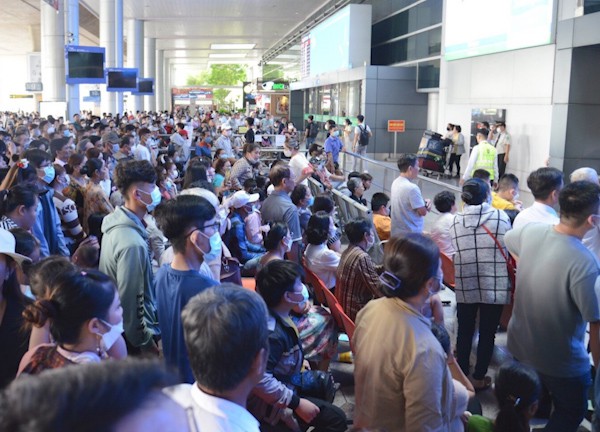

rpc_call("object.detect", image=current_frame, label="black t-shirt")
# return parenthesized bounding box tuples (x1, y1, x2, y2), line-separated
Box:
(244, 128, 255, 144)
(0, 293, 30, 388)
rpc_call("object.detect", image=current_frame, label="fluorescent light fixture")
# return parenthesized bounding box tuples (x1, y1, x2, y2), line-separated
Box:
(273, 54, 298, 59)
(210, 43, 256, 50)
(209, 53, 247, 58)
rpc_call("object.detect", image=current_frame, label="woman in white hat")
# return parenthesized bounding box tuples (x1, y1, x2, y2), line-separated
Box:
(0, 228, 32, 388)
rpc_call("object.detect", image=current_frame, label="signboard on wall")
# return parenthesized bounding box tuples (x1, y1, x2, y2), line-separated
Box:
(470, 108, 506, 148)
(388, 120, 405, 132)
(172, 87, 213, 101)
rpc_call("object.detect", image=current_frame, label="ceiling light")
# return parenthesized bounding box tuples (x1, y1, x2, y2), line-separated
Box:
(210, 43, 256, 50)
(209, 53, 247, 58)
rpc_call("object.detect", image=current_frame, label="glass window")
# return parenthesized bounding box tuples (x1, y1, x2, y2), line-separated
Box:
(348, 81, 361, 118)
(372, 0, 442, 46)
(321, 86, 331, 116)
(417, 59, 440, 89)
(338, 82, 349, 118)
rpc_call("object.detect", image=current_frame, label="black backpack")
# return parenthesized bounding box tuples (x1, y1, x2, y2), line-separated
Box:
(358, 124, 370, 146)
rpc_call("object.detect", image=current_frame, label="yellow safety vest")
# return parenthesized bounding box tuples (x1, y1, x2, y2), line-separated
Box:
(472, 141, 497, 180)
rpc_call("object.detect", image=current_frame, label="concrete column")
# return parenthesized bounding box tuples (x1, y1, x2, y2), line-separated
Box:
(115, 0, 124, 116)
(100, 0, 116, 115)
(164, 57, 171, 112)
(127, 19, 144, 113)
(426, 92, 439, 131)
(144, 37, 156, 112)
(40, 0, 65, 103)
(65, 0, 79, 119)
(155, 49, 164, 111)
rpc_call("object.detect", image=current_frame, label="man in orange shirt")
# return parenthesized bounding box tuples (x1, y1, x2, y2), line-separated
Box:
(371, 192, 391, 241)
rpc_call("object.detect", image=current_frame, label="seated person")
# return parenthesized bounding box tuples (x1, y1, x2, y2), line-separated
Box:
(467, 361, 540, 432)
(491, 173, 522, 224)
(245, 189, 270, 247)
(335, 218, 382, 321)
(291, 184, 313, 233)
(304, 211, 341, 290)
(226, 190, 265, 276)
(371, 192, 391, 241)
(430, 191, 457, 257)
(347, 177, 367, 206)
(312, 194, 342, 252)
(249, 260, 347, 432)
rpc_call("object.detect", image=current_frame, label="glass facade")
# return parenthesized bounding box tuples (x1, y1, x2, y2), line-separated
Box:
(303, 80, 362, 124)
(371, 0, 443, 88)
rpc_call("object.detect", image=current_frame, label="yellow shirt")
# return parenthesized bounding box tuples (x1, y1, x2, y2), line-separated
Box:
(373, 214, 391, 241)
(491, 191, 517, 211)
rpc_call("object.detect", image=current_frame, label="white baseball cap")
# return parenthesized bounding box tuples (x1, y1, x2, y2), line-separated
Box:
(229, 190, 259, 209)
(0, 229, 32, 267)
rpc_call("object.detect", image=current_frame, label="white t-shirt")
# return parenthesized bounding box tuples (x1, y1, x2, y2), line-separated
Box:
(289, 153, 311, 186)
(354, 124, 371, 146)
(304, 243, 341, 289)
(430, 212, 455, 257)
(391, 175, 426, 236)
(512, 201, 559, 230)
(134, 144, 152, 163)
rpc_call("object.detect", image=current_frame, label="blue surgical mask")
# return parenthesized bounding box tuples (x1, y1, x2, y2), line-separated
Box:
(307, 196, 314, 207)
(39, 165, 55, 184)
(139, 186, 162, 212)
(333, 130, 340, 137)
(112, 144, 120, 153)
(202, 232, 222, 263)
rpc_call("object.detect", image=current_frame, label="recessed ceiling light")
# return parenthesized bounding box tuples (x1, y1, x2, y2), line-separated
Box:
(209, 53, 247, 58)
(210, 44, 256, 50)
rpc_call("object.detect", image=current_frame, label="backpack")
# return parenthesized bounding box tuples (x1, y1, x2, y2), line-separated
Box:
(309, 122, 319, 139)
(358, 124, 370, 146)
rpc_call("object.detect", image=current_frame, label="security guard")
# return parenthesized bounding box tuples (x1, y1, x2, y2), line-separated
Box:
(460, 128, 499, 185)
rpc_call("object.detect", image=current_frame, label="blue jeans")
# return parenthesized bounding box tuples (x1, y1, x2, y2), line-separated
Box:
(593, 369, 600, 432)
(539, 370, 591, 432)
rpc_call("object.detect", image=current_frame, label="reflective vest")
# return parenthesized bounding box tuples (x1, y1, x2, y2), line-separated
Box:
(472, 141, 497, 180)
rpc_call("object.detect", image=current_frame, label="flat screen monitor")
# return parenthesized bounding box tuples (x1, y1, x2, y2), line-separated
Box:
(106, 68, 138, 92)
(65, 45, 106, 84)
(133, 78, 154, 95)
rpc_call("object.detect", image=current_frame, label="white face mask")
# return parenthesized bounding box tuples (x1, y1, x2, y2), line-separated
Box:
(139, 185, 162, 212)
(283, 238, 292, 253)
(366, 235, 375, 251)
(99, 319, 124, 351)
(496, 127, 501, 133)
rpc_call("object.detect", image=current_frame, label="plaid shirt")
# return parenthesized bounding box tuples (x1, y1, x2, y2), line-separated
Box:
(335, 244, 382, 321)
(229, 157, 255, 190)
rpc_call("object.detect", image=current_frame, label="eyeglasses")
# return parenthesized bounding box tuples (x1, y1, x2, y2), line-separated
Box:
(201, 221, 220, 233)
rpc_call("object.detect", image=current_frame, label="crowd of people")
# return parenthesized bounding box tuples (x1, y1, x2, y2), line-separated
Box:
(0, 109, 598, 432)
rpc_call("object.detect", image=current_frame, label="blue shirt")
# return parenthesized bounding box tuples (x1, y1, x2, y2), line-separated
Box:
(324, 136, 343, 163)
(155, 265, 219, 383)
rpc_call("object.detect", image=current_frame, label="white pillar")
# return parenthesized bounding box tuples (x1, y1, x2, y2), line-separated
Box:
(65, 0, 79, 119)
(127, 19, 144, 114)
(100, 0, 116, 115)
(427, 92, 439, 131)
(155, 49, 164, 111)
(115, 0, 124, 116)
(144, 37, 156, 112)
(164, 57, 171, 112)
(41, 0, 65, 103)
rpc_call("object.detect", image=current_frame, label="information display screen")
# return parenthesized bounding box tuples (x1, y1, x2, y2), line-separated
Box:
(65, 45, 105, 84)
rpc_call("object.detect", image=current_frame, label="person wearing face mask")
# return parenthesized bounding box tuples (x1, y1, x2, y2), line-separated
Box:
(291, 184, 313, 233)
(335, 218, 383, 321)
(258, 222, 292, 270)
(323, 123, 344, 173)
(492, 122, 511, 178)
(18, 269, 125, 375)
(82, 158, 114, 234)
(215, 124, 238, 161)
(244, 189, 270, 248)
(353, 235, 455, 432)
(22, 149, 69, 257)
(450, 178, 511, 391)
(99, 160, 161, 356)
(50, 164, 84, 252)
(229, 143, 262, 191)
(285, 138, 314, 187)
(153, 195, 219, 384)
(226, 190, 266, 277)
(304, 212, 341, 291)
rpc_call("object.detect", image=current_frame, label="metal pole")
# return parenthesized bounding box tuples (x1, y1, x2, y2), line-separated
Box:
(394, 132, 398, 158)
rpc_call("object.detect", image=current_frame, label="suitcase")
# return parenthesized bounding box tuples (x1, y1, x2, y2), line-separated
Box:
(417, 130, 447, 174)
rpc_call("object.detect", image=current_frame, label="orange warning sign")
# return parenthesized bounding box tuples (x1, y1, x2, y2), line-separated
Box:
(388, 120, 405, 132)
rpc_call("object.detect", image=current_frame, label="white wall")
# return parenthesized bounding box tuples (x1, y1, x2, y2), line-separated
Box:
(0, 54, 38, 112)
(438, 44, 556, 198)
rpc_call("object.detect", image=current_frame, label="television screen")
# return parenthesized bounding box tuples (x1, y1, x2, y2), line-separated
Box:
(133, 78, 154, 95)
(106, 68, 138, 92)
(65, 45, 105, 84)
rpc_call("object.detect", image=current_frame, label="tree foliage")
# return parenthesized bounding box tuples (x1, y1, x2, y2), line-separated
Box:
(186, 64, 247, 108)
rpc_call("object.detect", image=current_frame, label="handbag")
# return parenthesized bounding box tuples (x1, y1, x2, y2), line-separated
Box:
(289, 370, 337, 403)
(220, 243, 242, 285)
(481, 224, 516, 291)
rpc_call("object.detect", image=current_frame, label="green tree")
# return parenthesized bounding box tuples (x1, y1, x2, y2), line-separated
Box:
(186, 64, 247, 109)
(262, 64, 284, 81)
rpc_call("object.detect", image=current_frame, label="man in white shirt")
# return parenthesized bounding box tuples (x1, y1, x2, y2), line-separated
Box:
(491, 122, 511, 178)
(352, 114, 372, 171)
(165, 285, 267, 432)
(391, 153, 431, 236)
(513, 167, 564, 230)
(285, 139, 313, 186)
(133, 127, 153, 164)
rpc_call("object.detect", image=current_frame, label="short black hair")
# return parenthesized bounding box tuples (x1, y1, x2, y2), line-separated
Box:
(462, 178, 489, 206)
(472, 169, 491, 181)
(256, 260, 303, 309)
(434, 191, 456, 213)
(345, 217, 372, 244)
(49, 138, 69, 158)
(114, 160, 157, 196)
(497, 173, 519, 192)
(371, 192, 390, 212)
(306, 211, 330, 245)
(477, 128, 489, 138)
(23, 148, 51, 168)
(263, 221, 288, 251)
(182, 285, 268, 392)
(527, 167, 564, 200)
(357, 115, 365, 123)
(154, 195, 216, 254)
(291, 184, 309, 206)
(312, 194, 334, 214)
(397, 153, 417, 173)
(269, 164, 291, 187)
(559, 181, 600, 226)
(245, 117, 254, 126)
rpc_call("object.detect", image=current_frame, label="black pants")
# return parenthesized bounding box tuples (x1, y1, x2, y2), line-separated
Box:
(456, 303, 504, 380)
(260, 396, 347, 432)
(448, 154, 461, 175)
(497, 153, 506, 178)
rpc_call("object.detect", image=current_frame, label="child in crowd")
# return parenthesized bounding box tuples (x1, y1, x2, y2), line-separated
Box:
(430, 191, 457, 257)
(467, 361, 541, 432)
(245, 189, 270, 247)
(491, 173, 521, 224)
(371, 192, 391, 241)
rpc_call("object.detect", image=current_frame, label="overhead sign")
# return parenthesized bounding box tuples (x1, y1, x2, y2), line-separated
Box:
(10, 94, 34, 99)
(90, 90, 101, 97)
(25, 82, 43, 92)
(388, 120, 405, 132)
(172, 87, 213, 100)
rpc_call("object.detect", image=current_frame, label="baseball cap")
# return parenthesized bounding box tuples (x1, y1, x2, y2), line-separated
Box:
(229, 190, 259, 209)
(0, 229, 32, 267)
(222, 124, 232, 131)
(102, 131, 120, 144)
(179, 129, 188, 138)
(149, 126, 159, 132)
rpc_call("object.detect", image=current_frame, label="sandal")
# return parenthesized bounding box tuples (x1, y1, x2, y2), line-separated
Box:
(469, 375, 492, 391)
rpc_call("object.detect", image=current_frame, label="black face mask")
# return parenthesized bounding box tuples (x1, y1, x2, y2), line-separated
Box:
(446, 127, 451, 131)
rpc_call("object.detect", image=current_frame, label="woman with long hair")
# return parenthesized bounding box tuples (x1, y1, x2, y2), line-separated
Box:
(82, 158, 114, 234)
